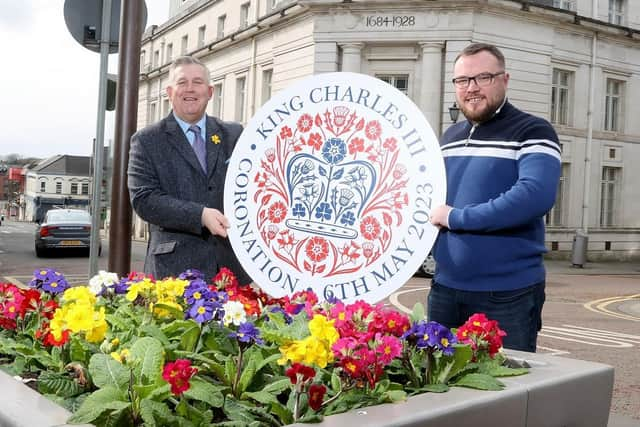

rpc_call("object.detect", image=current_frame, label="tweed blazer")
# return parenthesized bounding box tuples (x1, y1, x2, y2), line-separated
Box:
(128, 112, 250, 283)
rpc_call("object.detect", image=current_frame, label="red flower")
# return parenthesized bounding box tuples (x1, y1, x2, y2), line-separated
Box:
(360, 216, 381, 241)
(364, 120, 382, 140)
(162, 359, 198, 396)
(308, 384, 326, 411)
(268, 201, 287, 223)
(456, 313, 507, 358)
(213, 267, 239, 288)
(305, 236, 329, 263)
(285, 363, 316, 384)
(297, 114, 313, 133)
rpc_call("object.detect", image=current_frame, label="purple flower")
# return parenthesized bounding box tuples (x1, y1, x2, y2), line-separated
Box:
(188, 300, 215, 324)
(30, 268, 69, 295)
(184, 279, 212, 305)
(268, 306, 292, 324)
(229, 322, 263, 345)
(179, 269, 205, 281)
(403, 321, 457, 355)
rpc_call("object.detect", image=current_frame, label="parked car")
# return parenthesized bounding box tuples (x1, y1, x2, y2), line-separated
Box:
(35, 209, 101, 257)
(415, 253, 436, 278)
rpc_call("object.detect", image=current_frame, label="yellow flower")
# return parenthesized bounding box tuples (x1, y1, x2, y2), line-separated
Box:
(211, 134, 221, 144)
(62, 286, 96, 305)
(308, 314, 339, 344)
(125, 278, 154, 301)
(111, 348, 130, 363)
(278, 336, 334, 368)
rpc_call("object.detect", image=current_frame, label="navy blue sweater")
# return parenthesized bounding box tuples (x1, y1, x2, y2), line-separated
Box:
(433, 101, 561, 291)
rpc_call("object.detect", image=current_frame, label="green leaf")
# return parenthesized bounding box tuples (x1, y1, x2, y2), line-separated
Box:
(37, 371, 85, 398)
(422, 383, 449, 393)
(238, 350, 259, 394)
(485, 365, 529, 377)
(88, 353, 130, 391)
(67, 387, 130, 423)
(129, 336, 165, 385)
(383, 389, 407, 402)
(410, 302, 426, 323)
(452, 373, 505, 391)
(180, 324, 201, 353)
(261, 377, 291, 394)
(242, 390, 280, 405)
(138, 323, 171, 348)
(69, 337, 92, 365)
(330, 370, 341, 393)
(182, 377, 225, 407)
(153, 302, 185, 319)
(139, 398, 179, 427)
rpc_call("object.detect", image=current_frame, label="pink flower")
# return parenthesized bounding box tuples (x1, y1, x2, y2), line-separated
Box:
(375, 334, 402, 365)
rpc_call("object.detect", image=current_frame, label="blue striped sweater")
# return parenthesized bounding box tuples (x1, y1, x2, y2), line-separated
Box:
(433, 101, 561, 291)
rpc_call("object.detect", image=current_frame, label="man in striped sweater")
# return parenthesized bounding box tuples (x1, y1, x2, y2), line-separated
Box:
(428, 43, 561, 352)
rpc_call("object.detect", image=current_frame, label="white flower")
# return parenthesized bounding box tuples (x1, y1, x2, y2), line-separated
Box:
(88, 270, 120, 295)
(222, 300, 246, 326)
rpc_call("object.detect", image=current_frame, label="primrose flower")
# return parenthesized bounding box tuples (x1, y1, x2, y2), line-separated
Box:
(188, 300, 215, 324)
(229, 322, 264, 345)
(222, 300, 246, 326)
(88, 270, 120, 295)
(29, 268, 69, 295)
(308, 384, 327, 411)
(162, 359, 198, 396)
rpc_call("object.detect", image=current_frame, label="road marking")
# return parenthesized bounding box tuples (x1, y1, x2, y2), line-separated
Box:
(536, 345, 570, 356)
(584, 294, 640, 322)
(3, 276, 26, 288)
(388, 286, 430, 314)
(539, 324, 640, 348)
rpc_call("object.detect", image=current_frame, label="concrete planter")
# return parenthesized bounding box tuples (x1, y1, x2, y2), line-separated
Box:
(0, 351, 613, 427)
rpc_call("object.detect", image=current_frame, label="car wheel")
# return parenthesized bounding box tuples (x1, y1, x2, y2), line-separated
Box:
(35, 246, 46, 258)
(420, 254, 436, 277)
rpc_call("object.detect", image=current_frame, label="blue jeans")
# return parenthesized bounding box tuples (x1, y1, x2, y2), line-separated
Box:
(427, 281, 545, 352)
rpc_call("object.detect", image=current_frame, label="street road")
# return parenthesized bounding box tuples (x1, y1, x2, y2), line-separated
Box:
(1, 218, 638, 423)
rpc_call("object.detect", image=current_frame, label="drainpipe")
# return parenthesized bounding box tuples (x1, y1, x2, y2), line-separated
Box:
(248, 0, 260, 119)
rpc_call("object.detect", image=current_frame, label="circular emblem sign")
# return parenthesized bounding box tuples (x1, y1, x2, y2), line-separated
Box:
(225, 72, 445, 304)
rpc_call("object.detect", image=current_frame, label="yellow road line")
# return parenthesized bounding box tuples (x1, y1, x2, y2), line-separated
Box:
(584, 294, 640, 322)
(3, 276, 26, 289)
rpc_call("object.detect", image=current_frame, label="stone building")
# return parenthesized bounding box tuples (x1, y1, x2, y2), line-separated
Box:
(136, 0, 640, 260)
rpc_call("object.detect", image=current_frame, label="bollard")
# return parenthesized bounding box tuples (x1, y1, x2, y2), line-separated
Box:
(571, 230, 588, 267)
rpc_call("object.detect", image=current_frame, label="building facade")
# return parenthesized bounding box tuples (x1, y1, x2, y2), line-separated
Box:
(137, 0, 640, 260)
(24, 155, 92, 223)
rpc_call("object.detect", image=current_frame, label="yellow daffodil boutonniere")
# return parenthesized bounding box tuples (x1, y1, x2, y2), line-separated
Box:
(211, 134, 221, 145)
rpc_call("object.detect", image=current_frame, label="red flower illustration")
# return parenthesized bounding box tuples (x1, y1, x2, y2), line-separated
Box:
(360, 216, 381, 241)
(348, 137, 365, 155)
(364, 120, 382, 140)
(383, 137, 397, 151)
(305, 236, 329, 262)
(297, 114, 313, 132)
(265, 148, 276, 162)
(307, 132, 323, 150)
(268, 201, 287, 223)
(280, 126, 293, 139)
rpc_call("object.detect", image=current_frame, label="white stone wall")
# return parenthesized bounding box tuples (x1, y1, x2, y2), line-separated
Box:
(136, 0, 640, 259)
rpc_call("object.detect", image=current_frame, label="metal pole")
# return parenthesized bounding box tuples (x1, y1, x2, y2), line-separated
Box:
(108, 0, 144, 276)
(89, 0, 112, 279)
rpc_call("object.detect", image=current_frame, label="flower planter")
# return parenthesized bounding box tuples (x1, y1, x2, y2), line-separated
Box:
(0, 350, 612, 427)
(288, 350, 614, 427)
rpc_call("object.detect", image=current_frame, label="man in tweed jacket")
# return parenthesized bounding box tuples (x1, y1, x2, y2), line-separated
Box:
(128, 56, 250, 284)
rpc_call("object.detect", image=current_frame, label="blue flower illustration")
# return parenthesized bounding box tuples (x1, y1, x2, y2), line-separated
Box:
(292, 203, 306, 217)
(315, 202, 333, 221)
(321, 138, 347, 165)
(340, 211, 356, 226)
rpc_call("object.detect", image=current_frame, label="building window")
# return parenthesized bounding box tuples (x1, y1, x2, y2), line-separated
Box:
(82, 183, 89, 195)
(153, 50, 160, 68)
(600, 166, 620, 227)
(149, 102, 157, 124)
(604, 78, 623, 132)
(70, 183, 78, 195)
(163, 98, 170, 116)
(217, 15, 226, 39)
(270, 0, 278, 10)
(198, 26, 206, 48)
(140, 50, 146, 69)
(546, 163, 569, 227)
(551, 69, 571, 125)
(40, 181, 46, 192)
(376, 74, 409, 95)
(553, 0, 575, 10)
(212, 83, 223, 117)
(235, 76, 246, 122)
(55, 182, 62, 194)
(240, 3, 250, 29)
(181, 35, 188, 54)
(262, 69, 273, 105)
(608, 0, 624, 25)
(166, 43, 173, 62)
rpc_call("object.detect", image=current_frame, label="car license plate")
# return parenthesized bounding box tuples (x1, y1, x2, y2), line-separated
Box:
(61, 241, 82, 246)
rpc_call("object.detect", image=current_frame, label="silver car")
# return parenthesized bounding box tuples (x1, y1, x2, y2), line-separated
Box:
(35, 209, 100, 257)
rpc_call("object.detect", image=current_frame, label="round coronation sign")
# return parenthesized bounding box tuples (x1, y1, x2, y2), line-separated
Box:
(225, 72, 445, 304)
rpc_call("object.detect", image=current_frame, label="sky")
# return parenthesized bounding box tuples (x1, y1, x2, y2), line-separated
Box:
(0, 0, 169, 160)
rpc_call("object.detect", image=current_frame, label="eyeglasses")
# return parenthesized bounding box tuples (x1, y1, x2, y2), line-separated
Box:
(452, 71, 505, 89)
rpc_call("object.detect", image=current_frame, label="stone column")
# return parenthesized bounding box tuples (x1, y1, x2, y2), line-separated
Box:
(340, 43, 364, 73)
(419, 42, 444, 133)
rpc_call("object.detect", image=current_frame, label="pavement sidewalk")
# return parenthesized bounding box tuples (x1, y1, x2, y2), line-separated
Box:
(545, 259, 640, 276)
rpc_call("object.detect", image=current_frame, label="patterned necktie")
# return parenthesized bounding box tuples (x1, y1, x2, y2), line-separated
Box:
(188, 124, 207, 173)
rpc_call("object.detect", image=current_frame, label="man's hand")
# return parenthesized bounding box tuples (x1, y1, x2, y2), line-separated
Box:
(202, 208, 230, 237)
(430, 205, 452, 229)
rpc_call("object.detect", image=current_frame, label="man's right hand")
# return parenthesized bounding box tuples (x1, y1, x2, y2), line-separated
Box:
(202, 207, 230, 237)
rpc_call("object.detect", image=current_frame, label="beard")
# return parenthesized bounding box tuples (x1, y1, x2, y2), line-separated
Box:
(459, 95, 505, 124)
